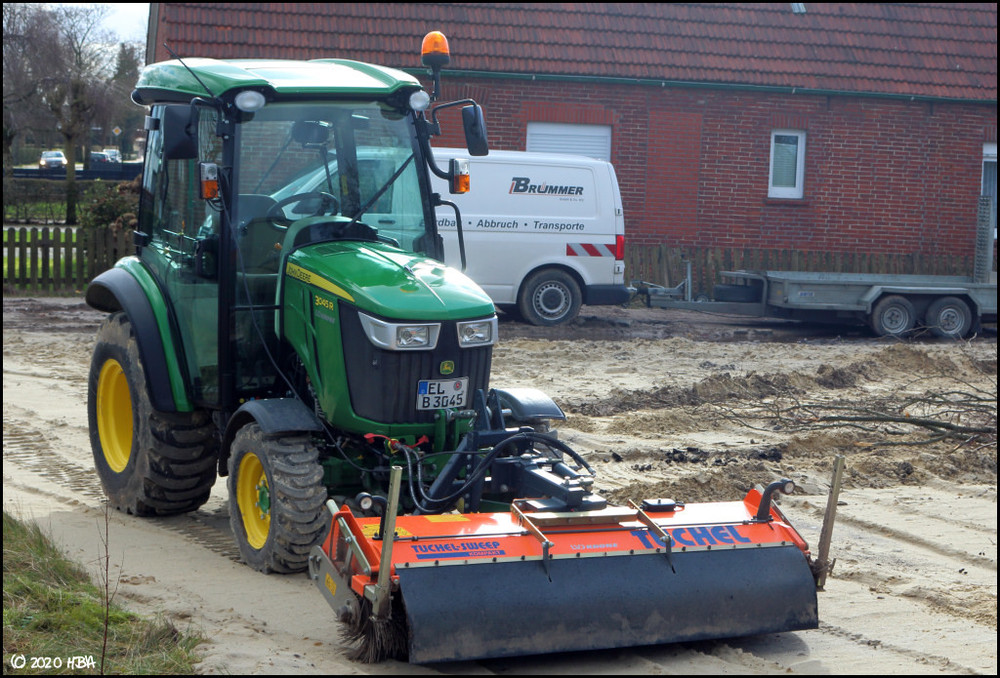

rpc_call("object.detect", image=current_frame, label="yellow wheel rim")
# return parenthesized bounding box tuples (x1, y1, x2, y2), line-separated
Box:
(237, 452, 270, 549)
(96, 359, 133, 473)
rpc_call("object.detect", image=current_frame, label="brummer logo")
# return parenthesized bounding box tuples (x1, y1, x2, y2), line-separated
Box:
(510, 177, 584, 196)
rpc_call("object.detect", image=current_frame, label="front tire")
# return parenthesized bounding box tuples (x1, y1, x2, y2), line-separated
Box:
(228, 424, 327, 573)
(88, 312, 218, 515)
(518, 269, 582, 326)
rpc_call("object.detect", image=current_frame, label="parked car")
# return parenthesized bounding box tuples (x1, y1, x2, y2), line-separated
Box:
(102, 148, 122, 163)
(39, 150, 67, 169)
(90, 151, 112, 164)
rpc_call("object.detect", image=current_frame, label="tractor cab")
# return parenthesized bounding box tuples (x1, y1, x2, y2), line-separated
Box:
(129, 57, 488, 412)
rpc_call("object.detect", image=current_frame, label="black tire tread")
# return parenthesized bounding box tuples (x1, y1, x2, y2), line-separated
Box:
(227, 424, 327, 574)
(89, 312, 218, 517)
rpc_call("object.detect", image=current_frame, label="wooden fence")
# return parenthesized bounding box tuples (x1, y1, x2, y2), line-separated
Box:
(2, 224, 988, 298)
(4, 226, 131, 295)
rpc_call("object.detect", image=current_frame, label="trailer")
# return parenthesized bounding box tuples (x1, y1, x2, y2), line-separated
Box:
(636, 199, 997, 339)
(637, 268, 996, 338)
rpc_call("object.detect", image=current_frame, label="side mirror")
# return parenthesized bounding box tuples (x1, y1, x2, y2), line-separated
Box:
(462, 105, 489, 156)
(161, 105, 198, 160)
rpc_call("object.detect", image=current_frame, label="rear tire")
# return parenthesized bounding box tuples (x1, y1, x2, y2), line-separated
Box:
(518, 269, 582, 326)
(870, 295, 916, 338)
(88, 313, 218, 515)
(228, 423, 327, 573)
(924, 296, 972, 339)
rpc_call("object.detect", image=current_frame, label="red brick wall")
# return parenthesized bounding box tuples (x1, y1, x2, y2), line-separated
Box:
(428, 75, 996, 260)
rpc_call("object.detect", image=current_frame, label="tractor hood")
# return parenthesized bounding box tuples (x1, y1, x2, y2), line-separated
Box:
(284, 241, 495, 321)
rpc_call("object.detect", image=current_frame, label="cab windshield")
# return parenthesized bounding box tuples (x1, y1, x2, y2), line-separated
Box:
(233, 101, 429, 253)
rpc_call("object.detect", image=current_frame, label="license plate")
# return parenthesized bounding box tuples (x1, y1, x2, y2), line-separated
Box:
(416, 378, 469, 410)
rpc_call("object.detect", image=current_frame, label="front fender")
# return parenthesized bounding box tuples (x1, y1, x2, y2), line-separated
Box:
(85, 258, 191, 412)
(218, 398, 324, 476)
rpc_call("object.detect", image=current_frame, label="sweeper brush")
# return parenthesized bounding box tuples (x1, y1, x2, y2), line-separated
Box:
(310, 468, 820, 663)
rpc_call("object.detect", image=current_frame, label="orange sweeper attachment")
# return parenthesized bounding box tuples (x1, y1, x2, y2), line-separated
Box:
(309, 427, 820, 664)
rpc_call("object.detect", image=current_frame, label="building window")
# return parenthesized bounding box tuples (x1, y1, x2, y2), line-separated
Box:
(769, 130, 806, 199)
(983, 143, 997, 201)
(984, 142, 997, 239)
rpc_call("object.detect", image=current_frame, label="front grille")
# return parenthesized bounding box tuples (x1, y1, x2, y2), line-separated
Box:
(340, 304, 493, 424)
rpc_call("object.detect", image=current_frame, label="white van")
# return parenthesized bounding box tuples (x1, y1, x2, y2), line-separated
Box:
(430, 148, 630, 325)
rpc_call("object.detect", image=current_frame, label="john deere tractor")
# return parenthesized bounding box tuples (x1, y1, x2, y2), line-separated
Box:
(85, 35, 594, 573)
(86, 35, 821, 663)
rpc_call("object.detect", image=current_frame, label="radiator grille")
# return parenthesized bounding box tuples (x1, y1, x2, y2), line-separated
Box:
(341, 304, 493, 424)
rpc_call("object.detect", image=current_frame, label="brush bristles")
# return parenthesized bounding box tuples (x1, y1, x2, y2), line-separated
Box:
(340, 596, 409, 662)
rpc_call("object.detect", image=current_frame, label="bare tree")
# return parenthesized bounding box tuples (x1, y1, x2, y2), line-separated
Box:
(105, 42, 144, 161)
(2, 4, 60, 172)
(43, 4, 116, 223)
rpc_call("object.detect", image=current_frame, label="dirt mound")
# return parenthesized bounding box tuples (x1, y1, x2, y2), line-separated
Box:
(604, 460, 775, 504)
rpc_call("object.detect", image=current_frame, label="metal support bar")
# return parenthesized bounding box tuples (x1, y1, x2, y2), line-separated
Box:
(337, 516, 371, 576)
(372, 465, 402, 619)
(814, 455, 845, 589)
(630, 500, 676, 572)
(512, 502, 555, 581)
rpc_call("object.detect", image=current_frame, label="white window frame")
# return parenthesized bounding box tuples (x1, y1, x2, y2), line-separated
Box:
(982, 142, 997, 198)
(984, 142, 997, 239)
(769, 130, 806, 199)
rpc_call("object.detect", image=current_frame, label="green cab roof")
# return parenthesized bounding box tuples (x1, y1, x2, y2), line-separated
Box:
(134, 58, 422, 104)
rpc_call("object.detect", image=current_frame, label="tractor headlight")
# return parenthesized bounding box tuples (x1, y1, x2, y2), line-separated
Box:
(358, 313, 440, 351)
(456, 317, 497, 347)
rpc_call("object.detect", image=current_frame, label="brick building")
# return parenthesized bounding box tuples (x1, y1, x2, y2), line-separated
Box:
(145, 3, 997, 287)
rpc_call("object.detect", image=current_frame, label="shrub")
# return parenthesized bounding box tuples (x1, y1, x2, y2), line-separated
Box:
(79, 177, 140, 232)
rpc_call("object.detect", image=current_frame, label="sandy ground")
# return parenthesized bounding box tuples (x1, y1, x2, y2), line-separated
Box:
(3, 296, 997, 675)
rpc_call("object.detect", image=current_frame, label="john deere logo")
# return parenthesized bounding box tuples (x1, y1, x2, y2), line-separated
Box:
(439, 361, 455, 375)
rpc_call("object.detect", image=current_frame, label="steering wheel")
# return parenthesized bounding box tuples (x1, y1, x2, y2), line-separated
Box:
(265, 191, 340, 227)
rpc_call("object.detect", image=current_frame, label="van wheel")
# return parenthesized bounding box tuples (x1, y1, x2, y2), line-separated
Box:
(870, 295, 916, 338)
(518, 269, 582, 326)
(924, 296, 972, 339)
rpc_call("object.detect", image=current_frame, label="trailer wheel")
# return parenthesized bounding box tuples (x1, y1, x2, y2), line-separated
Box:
(518, 269, 582, 326)
(924, 296, 972, 339)
(228, 423, 327, 574)
(870, 295, 916, 337)
(88, 313, 218, 516)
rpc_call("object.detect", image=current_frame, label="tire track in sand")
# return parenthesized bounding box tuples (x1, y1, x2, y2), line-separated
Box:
(2, 414, 243, 565)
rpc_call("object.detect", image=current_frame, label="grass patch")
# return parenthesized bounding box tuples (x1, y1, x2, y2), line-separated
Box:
(3, 227, 78, 244)
(2, 511, 203, 674)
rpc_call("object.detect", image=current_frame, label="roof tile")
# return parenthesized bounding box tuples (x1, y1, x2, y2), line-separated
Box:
(151, 3, 997, 101)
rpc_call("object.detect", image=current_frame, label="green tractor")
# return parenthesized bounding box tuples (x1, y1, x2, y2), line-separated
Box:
(86, 35, 821, 663)
(85, 36, 587, 573)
